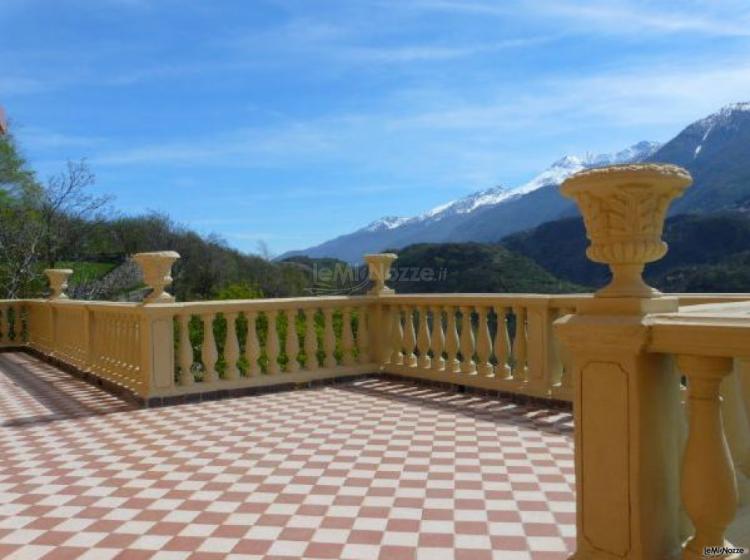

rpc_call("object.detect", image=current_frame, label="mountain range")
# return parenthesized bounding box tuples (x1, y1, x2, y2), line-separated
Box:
(281, 102, 750, 263)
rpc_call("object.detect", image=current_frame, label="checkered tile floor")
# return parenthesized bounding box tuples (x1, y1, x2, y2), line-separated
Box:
(0, 351, 575, 559)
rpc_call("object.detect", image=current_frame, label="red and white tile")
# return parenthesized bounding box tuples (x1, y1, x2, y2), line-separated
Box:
(0, 351, 575, 559)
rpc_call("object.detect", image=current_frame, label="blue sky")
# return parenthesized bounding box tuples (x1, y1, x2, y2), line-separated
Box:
(2, 0, 750, 256)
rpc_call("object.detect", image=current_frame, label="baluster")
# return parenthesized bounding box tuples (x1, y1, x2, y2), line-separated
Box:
(134, 319, 142, 374)
(0, 305, 8, 343)
(14, 304, 23, 342)
(459, 306, 476, 375)
(123, 316, 132, 375)
(475, 306, 493, 377)
(178, 314, 194, 385)
(266, 310, 281, 374)
(128, 318, 138, 375)
(102, 315, 110, 372)
(120, 315, 128, 369)
(512, 306, 528, 381)
(224, 312, 240, 380)
(285, 309, 300, 372)
(430, 306, 445, 372)
(677, 355, 738, 559)
(402, 305, 417, 367)
(120, 315, 129, 373)
(356, 307, 370, 364)
(114, 313, 122, 377)
(551, 307, 574, 399)
(416, 306, 431, 369)
(341, 307, 355, 366)
(201, 313, 218, 382)
(245, 311, 261, 376)
(494, 306, 512, 380)
(8, 305, 17, 341)
(322, 308, 337, 369)
(21, 305, 27, 341)
(390, 306, 404, 365)
(444, 306, 460, 373)
(114, 314, 123, 372)
(304, 308, 319, 370)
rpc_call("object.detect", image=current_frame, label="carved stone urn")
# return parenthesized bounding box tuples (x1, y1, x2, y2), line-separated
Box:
(364, 253, 397, 295)
(561, 164, 692, 298)
(44, 268, 74, 299)
(132, 251, 181, 303)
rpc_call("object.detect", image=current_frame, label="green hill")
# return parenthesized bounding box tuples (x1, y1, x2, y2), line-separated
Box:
(387, 243, 585, 294)
(502, 211, 750, 292)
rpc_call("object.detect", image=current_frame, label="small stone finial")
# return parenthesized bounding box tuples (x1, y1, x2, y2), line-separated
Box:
(44, 269, 74, 299)
(364, 253, 397, 295)
(561, 163, 692, 298)
(132, 251, 180, 303)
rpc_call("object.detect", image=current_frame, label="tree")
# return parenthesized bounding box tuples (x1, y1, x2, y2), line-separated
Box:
(0, 132, 44, 298)
(39, 160, 111, 267)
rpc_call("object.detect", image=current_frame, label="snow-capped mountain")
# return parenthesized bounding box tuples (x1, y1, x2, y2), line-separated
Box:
(280, 102, 750, 263)
(280, 141, 659, 262)
(645, 101, 750, 214)
(363, 216, 412, 232)
(689, 103, 750, 158)
(354, 140, 660, 240)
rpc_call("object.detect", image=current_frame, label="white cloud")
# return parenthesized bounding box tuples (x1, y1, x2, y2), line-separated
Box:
(0, 76, 48, 96)
(92, 122, 334, 167)
(336, 36, 554, 63)
(402, 0, 750, 37)
(18, 126, 103, 150)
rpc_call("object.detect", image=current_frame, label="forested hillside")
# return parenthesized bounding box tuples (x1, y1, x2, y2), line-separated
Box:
(0, 131, 314, 300)
(502, 212, 750, 292)
(385, 243, 584, 294)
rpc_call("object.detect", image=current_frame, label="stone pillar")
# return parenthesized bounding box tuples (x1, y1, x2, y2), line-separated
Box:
(132, 251, 180, 303)
(555, 164, 693, 560)
(363, 253, 397, 369)
(44, 268, 74, 300)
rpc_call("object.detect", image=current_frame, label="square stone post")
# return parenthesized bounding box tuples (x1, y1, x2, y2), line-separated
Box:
(140, 307, 176, 401)
(364, 253, 397, 367)
(555, 164, 693, 560)
(132, 252, 180, 401)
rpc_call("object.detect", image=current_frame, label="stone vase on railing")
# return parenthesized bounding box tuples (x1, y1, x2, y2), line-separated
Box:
(561, 163, 692, 298)
(364, 253, 397, 295)
(132, 251, 180, 303)
(44, 268, 74, 300)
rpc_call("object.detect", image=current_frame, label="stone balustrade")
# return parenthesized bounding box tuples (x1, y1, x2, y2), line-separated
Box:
(378, 294, 579, 401)
(1, 164, 750, 558)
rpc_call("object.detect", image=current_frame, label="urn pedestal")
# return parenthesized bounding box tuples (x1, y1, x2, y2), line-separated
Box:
(560, 164, 692, 300)
(44, 269, 74, 300)
(364, 253, 397, 296)
(132, 251, 181, 303)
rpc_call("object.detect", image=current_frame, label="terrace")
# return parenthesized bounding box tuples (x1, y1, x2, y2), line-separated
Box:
(1, 164, 749, 559)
